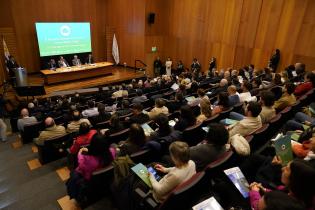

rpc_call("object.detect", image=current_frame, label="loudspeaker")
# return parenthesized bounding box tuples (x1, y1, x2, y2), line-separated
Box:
(148, 13, 155, 24)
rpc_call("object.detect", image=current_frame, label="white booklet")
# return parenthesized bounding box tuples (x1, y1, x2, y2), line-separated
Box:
(224, 167, 250, 198)
(192, 196, 224, 210)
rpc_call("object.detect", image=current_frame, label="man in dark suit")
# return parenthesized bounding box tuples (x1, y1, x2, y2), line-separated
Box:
(58, 56, 69, 68)
(47, 58, 57, 70)
(191, 58, 201, 78)
(269, 49, 280, 72)
(126, 103, 149, 125)
(154, 57, 162, 76)
(6, 56, 19, 77)
(85, 54, 94, 64)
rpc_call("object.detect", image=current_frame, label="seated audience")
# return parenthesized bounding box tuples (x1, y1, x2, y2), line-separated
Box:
(67, 110, 91, 133)
(197, 99, 212, 123)
(249, 159, 315, 210)
(209, 79, 228, 97)
(212, 92, 230, 116)
(174, 105, 197, 131)
(89, 103, 111, 126)
(150, 113, 181, 142)
(167, 93, 187, 113)
(188, 88, 210, 106)
(239, 80, 254, 103)
(117, 123, 147, 156)
(228, 101, 262, 137)
(190, 123, 229, 171)
(148, 141, 196, 203)
(259, 91, 276, 124)
(127, 104, 150, 125)
(132, 89, 147, 104)
(34, 117, 67, 145)
(82, 100, 98, 118)
(116, 100, 132, 116)
(69, 122, 97, 154)
(251, 191, 305, 210)
(227, 85, 240, 107)
(273, 83, 296, 111)
(75, 133, 115, 181)
(17, 108, 37, 132)
(285, 111, 315, 131)
(112, 85, 128, 98)
(294, 72, 315, 96)
(148, 98, 169, 119)
(103, 114, 125, 136)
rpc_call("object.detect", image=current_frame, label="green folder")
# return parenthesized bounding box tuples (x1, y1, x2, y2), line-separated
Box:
(131, 163, 152, 188)
(274, 135, 293, 166)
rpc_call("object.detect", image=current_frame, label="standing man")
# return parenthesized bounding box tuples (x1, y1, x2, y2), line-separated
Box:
(85, 54, 94, 64)
(153, 57, 162, 76)
(269, 49, 280, 72)
(208, 57, 216, 77)
(191, 58, 201, 78)
(6, 55, 19, 77)
(72, 55, 81, 66)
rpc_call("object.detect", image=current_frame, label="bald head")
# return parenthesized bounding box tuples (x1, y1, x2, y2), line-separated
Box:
(21, 108, 29, 117)
(45, 117, 55, 127)
(220, 79, 228, 87)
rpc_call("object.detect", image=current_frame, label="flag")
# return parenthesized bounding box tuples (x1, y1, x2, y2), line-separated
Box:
(3, 37, 10, 73)
(112, 33, 120, 64)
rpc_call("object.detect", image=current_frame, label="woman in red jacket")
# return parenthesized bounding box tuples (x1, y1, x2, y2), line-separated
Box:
(69, 122, 97, 154)
(294, 72, 315, 96)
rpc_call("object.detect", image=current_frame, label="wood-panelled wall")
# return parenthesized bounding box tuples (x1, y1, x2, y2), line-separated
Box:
(1, 0, 315, 80)
(161, 0, 315, 73)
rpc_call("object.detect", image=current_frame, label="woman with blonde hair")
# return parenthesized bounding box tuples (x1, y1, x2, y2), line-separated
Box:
(197, 99, 212, 123)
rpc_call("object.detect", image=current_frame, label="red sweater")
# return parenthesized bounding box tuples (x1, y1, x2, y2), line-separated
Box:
(294, 82, 313, 96)
(70, 130, 97, 154)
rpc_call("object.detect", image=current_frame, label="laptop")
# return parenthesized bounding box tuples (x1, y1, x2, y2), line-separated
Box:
(131, 163, 162, 188)
(224, 167, 250, 198)
(192, 197, 224, 210)
(141, 123, 155, 136)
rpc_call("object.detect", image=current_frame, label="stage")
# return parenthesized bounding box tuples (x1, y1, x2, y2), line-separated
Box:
(5, 66, 145, 100)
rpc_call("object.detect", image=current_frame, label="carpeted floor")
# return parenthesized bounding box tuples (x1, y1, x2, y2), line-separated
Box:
(0, 133, 117, 210)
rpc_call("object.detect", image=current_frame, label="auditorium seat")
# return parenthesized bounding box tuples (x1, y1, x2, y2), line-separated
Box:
(109, 128, 130, 144)
(182, 122, 206, 146)
(268, 113, 282, 135)
(21, 121, 44, 144)
(136, 172, 210, 210)
(37, 133, 70, 164)
(130, 149, 155, 165)
(232, 102, 244, 114)
(249, 124, 270, 153)
(202, 114, 220, 127)
(94, 120, 110, 129)
(217, 107, 233, 122)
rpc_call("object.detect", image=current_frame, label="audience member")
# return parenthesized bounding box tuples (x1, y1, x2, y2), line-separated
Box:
(69, 122, 97, 154)
(34, 117, 66, 145)
(188, 88, 210, 106)
(239, 80, 254, 103)
(190, 123, 229, 171)
(227, 85, 240, 107)
(197, 99, 212, 123)
(17, 108, 37, 132)
(103, 114, 125, 136)
(259, 91, 276, 124)
(127, 104, 150, 125)
(174, 105, 196, 131)
(117, 123, 147, 156)
(285, 111, 315, 131)
(89, 103, 111, 126)
(212, 92, 230, 116)
(150, 113, 181, 142)
(132, 89, 147, 104)
(148, 141, 196, 203)
(67, 110, 91, 133)
(228, 101, 262, 137)
(148, 98, 169, 119)
(294, 72, 315, 96)
(167, 93, 187, 113)
(273, 83, 296, 111)
(116, 100, 132, 116)
(82, 100, 98, 118)
(209, 79, 228, 97)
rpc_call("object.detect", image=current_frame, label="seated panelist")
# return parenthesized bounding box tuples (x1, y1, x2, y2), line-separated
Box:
(85, 54, 94, 64)
(72, 55, 81, 66)
(58, 56, 69, 68)
(47, 58, 57, 70)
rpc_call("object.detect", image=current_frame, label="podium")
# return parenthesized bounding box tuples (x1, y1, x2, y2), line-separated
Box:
(14, 67, 28, 87)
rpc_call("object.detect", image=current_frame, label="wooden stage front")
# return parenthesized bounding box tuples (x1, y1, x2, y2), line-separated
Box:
(20, 66, 144, 97)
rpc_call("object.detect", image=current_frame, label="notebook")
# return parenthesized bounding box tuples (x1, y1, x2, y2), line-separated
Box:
(224, 167, 250, 198)
(185, 96, 196, 102)
(131, 163, 152, 188)
(141, 123, 154, 136)
(192, 196, 224, 210)
(274, 134, 293, 166)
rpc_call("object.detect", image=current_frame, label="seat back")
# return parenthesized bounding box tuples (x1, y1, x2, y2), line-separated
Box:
(202, 114, 220, 126)
(204, 150, 234, 177)
(217, 107, 233, 121)
(268, 113, 282, 136)
(109, 128, 130, 143)
(249, 124, 270, 153)
(130, 149, 154, 165)
(182, 122, 206, 146)
(38, 133, 70, 164)
(232, 102, 244, 114)
(95, 120, 110, 129)
(279, 106, 293, 124)
(21, 121, 44, 144)
(159, 172, 209, 210)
